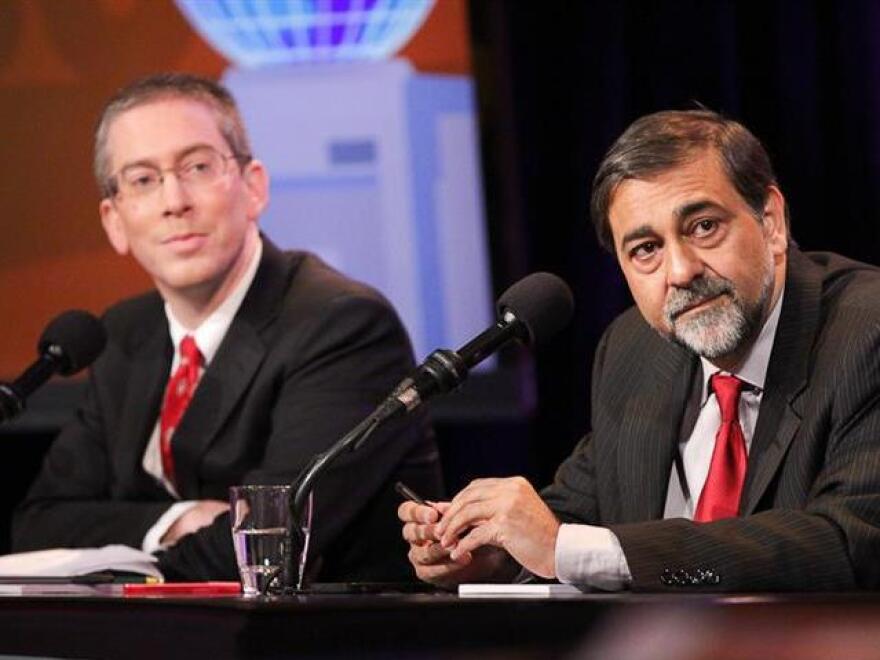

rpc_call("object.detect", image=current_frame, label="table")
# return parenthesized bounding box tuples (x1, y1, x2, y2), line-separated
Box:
(2, 590, 880, 659)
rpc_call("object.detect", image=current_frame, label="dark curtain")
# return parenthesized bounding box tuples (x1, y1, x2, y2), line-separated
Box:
(469, 0, 880, 485)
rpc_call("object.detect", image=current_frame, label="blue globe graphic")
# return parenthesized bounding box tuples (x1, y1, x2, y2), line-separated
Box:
(175, 0, 437, 68)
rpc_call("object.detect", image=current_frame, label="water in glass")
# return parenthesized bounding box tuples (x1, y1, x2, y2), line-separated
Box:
(233, 526, 287, 596)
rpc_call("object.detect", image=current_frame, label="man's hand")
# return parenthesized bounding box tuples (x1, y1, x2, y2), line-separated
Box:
(160, 500, 230, 546)
(437, 477, 561, 579)
(399, 500, 516, 588)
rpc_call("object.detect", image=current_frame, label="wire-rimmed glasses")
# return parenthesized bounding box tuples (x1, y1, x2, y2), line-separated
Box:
(108, 145, 247, 199)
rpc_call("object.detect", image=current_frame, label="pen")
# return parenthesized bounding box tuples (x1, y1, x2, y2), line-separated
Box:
(394, 481, 429, 506)
(395, 482, 472, 546)
(123, 581, 241, 597)
(395, 481, 449, 528)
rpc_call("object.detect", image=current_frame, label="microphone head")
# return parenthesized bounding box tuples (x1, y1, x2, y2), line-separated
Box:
(497, 272, 574, 346)
(37, 310, 107, 376)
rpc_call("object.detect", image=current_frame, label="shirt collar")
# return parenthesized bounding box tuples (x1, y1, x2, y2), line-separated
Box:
(699, 284, 785, 403)
(165, 238, 263, 366)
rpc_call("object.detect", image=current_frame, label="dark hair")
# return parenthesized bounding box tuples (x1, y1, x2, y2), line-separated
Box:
(94, 72, 252, 198)
(590, 109, 784, 252)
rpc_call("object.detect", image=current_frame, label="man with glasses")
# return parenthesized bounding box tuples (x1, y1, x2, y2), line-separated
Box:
(12, 73, 443, 582)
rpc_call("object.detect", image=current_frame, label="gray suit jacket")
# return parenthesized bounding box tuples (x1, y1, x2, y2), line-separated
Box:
(543, 248, 880, 591)
(13, 239, 443, 582)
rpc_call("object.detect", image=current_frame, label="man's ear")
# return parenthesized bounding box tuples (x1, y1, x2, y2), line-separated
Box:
(762, 185, 788, 257)
(100, 198, 130, 255)
(241, 159, 269, 221)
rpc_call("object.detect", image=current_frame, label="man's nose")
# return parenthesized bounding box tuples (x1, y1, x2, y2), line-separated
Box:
(665, 241, 704, 288)
(159, 172, 193, 217)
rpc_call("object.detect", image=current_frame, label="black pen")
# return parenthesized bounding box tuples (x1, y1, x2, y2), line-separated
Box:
(395, 481, 445, 527)
(394, 481, 429, 506)
(396, 483, 466, 544)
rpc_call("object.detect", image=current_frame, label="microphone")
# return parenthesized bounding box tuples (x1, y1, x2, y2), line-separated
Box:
(0, 310, 107, 422)
(288, 272, 574, 585)
(390, 271, 574, 416)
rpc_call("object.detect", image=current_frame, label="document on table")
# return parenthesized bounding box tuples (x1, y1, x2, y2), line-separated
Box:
(0, 545, 161, 580)
(0, 545, 163, 596)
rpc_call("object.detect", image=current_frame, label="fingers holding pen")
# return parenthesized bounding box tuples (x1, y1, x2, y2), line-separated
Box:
(409, 537, 469, 566)
(399, 478, 557, 586)
(398, 500, 437, 524)
(398, 500, 450, 544)
(438, 501, 495, 548)
(402, 519, 440, 544)
(436, 478, 508, 546)
(433, 476, 562, 578)
(448, 524, 495, 562)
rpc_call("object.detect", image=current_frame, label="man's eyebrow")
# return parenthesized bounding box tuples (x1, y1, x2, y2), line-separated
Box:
(674, 199, 724, 220)
(118, 143, 215, 172)
(176, 143, 217, 158)
(620, 224, 657, 248)
(118, 157, 157, 172)
(618, 200, 731, 249)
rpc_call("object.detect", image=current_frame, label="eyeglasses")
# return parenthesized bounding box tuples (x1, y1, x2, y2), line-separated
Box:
(109, 146, 248, 199)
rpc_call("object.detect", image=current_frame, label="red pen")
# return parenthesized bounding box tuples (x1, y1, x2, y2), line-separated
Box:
(123, 581, 241, 597)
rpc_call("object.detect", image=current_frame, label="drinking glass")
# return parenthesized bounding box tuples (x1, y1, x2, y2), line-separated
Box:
(229, 485, 312, 596)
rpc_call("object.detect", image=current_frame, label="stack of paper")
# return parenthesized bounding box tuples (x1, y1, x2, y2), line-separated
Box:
(0, 545, 161, 579)
(0, 545, 162, 595)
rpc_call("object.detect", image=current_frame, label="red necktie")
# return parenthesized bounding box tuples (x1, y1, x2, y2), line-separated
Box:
(159, 335, 203, 488)
(694, 374, 747, 522)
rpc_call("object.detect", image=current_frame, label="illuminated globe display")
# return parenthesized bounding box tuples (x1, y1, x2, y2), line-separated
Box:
(175, 0, 437, 67)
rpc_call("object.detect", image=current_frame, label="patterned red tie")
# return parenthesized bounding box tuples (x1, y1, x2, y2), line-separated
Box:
(694, 374, 747, 522)
(159, 335, 203, 488)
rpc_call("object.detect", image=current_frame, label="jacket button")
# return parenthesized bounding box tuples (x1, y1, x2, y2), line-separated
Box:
(693, 568, 718, 585)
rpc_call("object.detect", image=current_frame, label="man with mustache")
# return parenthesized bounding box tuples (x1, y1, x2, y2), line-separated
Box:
(400, 109, 880, 591)
(12, 73, 443, 582)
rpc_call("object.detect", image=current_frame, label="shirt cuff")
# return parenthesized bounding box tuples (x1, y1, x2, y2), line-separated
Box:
(554, 523, 632, 591)
(141, 501, 199, 554)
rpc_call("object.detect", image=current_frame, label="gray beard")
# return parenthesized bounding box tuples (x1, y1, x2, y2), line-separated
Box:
(662, 265, 773, 360)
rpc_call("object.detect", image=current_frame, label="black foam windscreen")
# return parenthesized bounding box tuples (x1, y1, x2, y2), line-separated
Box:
(496, 272, 574, 346)
(38, 310, 107, 376)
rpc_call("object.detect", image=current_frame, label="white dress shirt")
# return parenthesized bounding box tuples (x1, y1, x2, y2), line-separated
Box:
(141, 239, 263, 553)
(555, 288, 784, 589)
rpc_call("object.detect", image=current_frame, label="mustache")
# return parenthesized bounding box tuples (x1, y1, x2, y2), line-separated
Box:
(664, 276, 734, 321)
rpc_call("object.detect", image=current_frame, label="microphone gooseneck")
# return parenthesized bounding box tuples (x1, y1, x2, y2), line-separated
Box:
(288, 272, 575, 585)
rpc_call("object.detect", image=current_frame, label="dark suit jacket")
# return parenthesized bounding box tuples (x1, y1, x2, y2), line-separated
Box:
(12, 239, 443, 582)
(542, 248, 880, 591)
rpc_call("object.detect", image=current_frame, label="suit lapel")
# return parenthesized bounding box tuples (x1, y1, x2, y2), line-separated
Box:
(172, 321, 266, 498)
(617, 336, 696, 521)
(116, 306, 172, 495)
(742, 248, 819, 513)
(171, 240, 295, 499)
